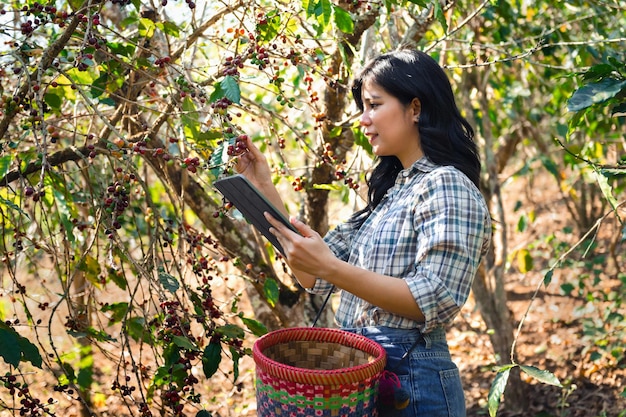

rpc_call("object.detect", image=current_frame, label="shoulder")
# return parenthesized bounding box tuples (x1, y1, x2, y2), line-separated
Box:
(413, 163, 478, 198)
(410, 163, 488, 215)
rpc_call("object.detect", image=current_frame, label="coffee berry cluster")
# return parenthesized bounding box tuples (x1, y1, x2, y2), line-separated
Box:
(1, 373, 55, 416)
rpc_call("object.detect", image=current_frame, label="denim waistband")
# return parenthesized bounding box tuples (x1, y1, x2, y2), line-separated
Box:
(341, 326, 446, 350)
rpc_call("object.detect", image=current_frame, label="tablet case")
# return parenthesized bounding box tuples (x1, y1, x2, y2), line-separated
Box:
(214, 174, 297, 255)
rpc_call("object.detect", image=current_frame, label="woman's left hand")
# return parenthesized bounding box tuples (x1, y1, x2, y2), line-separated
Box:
(265, 213, 337, 278)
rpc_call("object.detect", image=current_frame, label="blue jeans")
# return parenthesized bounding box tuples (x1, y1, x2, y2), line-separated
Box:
(343, 326, 466, 417)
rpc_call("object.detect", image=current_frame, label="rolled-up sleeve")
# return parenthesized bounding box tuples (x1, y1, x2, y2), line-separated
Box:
(406, 170, 490, 333)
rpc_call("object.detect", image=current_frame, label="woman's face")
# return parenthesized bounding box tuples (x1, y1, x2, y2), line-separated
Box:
(359, 80, 423, 168)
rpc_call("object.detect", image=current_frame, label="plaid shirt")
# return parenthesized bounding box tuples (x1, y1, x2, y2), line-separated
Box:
(310, 157, 491, 333)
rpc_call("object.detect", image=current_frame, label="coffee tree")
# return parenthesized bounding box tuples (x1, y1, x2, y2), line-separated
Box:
(0, 0, 372, 415)
(1, 0, 624, 416)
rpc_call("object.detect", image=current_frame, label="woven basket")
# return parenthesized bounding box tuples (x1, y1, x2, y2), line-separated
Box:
(253, 327, 387, 416)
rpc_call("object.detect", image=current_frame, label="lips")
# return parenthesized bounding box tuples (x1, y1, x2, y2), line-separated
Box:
(365, 132, 378, 143)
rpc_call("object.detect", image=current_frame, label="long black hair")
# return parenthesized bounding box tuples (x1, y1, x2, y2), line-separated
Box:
(350, 49, 481, 227)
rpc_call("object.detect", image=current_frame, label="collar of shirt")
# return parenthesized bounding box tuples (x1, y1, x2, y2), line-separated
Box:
(386, 157, 436, 200)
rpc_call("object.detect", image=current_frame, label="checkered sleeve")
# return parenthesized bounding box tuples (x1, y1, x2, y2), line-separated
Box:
(405, 168, 490, 333)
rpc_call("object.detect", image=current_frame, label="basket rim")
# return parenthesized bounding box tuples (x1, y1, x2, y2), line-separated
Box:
(253, 327, 387, 385)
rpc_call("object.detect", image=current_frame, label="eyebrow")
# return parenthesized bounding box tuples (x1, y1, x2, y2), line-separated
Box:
(363, 93, 383, 101)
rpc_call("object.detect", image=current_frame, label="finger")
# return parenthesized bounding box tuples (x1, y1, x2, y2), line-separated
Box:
(289, 217, 316, 238)
(243, 136, 264, 160)
(268, 226, 286, 248)
(264, 212, 292, 234)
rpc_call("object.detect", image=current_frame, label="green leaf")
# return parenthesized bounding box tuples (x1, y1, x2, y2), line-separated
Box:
(77, 366, 93, 390)
(332, 5, 354, 34)
(567, 78, 626, 112)
(0, 327, 21, 367)
(91, 73, 107, 98)
(540, 155, 561, 180)
(158, 270, 180, 293)
(229, 346, 241, 382)
(68, 327, 114, 342)
(316, 0, 333, 28)
(108, 268, 127, 291)
(312, 183, 342, 191)
(612, 102, 626, 117)
(163, 342, 181, 366)
(182, 96, 200, 140)
(99, 97, 116, 106)
(209, 77, 241, 106)
(0, 155, 11, 179)
(126, 316, 154, 345)
(138, 17, 156, 38)
(220, 76, 241, 104)
(44, 92, 63, 110)
(16, 334, 43, 368)
(172, 335, 199, 351)
(519, 365, 562, 387)
(60, 361, 77, 382)
(47, 175, 76, 243)
(263, 277, 280, 308)
(488, 367, 511, 417)
(202, 342, 222, 378)
(209, 141, 227, 178)
(156, 21, 181, 37)
(78, 255, 102, 287)
(257, 10, 281, 41)
(0, 196, 29, 219)
(240, 316, 268, 337)
(434, 1, 448, 34)
(593, 169, 619, 212)
(151, 363, 186, 388)
(353, 127, 372, 155)
(216, 324, 245, 339)
(543, 270, 553, 287)
(560, 282, 575, 296)
(101, 302, 129, 323)
(66, 67, 96, 87)
(196, 411, 213, 417)
(108, 42, 136, 58)
(582, 63, 617, 81)
(78, 255, 100, 275)
(0, 323, 42, 368)
(302, 0, 316, 17)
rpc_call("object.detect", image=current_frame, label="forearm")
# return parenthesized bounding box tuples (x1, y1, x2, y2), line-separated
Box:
(262, 212, 420, 319)
(291, 269, 317, 289)
(320, 258, 425, 322)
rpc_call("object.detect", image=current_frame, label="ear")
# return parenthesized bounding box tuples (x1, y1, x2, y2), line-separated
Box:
(410, 98, 421, 122)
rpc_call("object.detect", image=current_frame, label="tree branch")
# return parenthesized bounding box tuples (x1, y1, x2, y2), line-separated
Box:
(0, 1, 103, 140)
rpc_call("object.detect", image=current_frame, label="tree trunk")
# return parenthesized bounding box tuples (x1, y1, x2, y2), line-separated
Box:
(455, 59, 528, 412)
(472, 265, 526, 410)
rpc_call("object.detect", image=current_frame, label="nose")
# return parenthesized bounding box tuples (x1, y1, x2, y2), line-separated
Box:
(359, 111, 371, 126)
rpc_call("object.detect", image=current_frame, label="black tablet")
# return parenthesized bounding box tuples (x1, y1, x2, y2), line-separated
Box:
(213, 174, 298, 255)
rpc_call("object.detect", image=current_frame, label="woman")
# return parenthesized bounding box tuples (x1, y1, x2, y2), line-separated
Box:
(235, 49, 491, 417)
